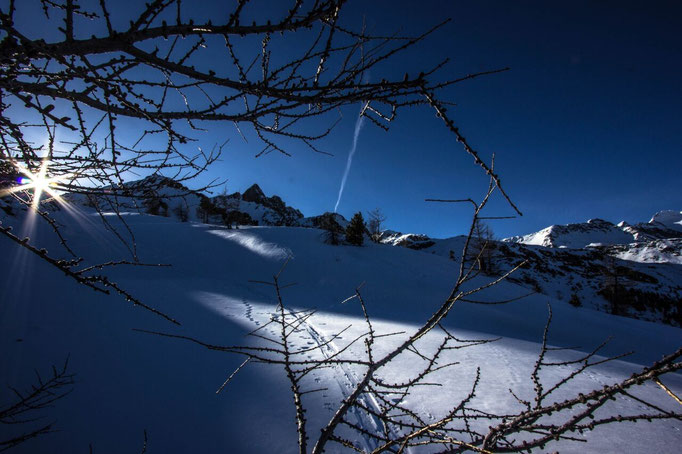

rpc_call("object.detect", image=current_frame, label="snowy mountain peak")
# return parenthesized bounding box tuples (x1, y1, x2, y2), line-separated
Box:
(502, 220, 631, 249)
(650, 210, 682, 232)
(213, 183, 303, 226)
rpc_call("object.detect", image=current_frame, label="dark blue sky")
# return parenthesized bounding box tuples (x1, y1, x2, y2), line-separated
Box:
(16, 1, 682, 238)
(198, 0, 682, 238)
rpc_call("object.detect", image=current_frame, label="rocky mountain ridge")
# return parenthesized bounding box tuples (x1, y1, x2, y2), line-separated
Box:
(213, 183, 305, 227)
(66, 176, 346, 229)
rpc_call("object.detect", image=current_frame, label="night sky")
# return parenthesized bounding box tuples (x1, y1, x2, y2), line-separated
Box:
(16, 1, 682, 238)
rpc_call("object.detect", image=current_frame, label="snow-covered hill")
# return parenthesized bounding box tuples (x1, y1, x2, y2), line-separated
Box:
(1, 201, 681, 453)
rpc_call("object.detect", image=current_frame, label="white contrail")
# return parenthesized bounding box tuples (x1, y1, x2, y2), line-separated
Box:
(334, 105, 366, 213)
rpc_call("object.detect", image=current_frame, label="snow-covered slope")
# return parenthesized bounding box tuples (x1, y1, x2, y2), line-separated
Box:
(3, 178, 682, 451)
(1, 203, 681, 453)
(488, 212, 682, 325)
(605, 238, 682, 265)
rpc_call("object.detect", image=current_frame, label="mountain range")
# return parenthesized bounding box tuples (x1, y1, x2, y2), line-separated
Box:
(42, 176, 682, 327)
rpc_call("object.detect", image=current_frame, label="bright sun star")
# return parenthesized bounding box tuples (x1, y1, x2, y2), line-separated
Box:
(1, 159, 71, 208)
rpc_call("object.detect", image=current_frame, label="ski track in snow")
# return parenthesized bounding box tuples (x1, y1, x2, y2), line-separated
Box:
(196, 294, 384, 449)
(229, 297, 388, 451)
(283, 308, 388, 452)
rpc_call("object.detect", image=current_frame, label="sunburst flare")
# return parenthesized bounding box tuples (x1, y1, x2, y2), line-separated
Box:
(1, 159, 72, 208)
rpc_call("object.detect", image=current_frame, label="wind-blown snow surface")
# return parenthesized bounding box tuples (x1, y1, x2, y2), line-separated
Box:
(1, 208, 681, 453)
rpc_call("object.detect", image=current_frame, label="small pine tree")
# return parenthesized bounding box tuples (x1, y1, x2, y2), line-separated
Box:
(345, 212, 365, 246)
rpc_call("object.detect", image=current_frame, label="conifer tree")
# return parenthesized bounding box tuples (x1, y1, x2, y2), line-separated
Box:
(345, 212, 366, 246)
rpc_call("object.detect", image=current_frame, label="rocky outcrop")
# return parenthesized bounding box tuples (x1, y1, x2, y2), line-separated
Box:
(212, 184, 303, 227)
(241, 183, 267, 204)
